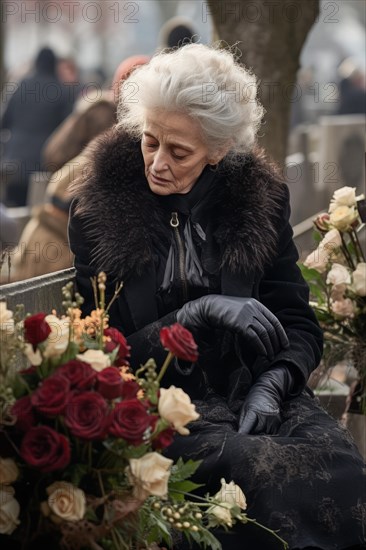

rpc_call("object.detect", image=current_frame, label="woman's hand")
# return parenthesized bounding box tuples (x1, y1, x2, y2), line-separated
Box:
(177, 295, 289, 361)
(238, 365, 295, 435)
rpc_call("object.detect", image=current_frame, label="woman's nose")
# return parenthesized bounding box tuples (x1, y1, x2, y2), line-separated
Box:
(151, 148, 168, 172)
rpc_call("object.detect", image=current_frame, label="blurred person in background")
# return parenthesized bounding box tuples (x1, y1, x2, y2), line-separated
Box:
(338, 68, 366, 115)
(0, 47, 75, 207)
(43, 55, 149, 173)
(7, 56, 149, 282)
(157, 16, 198, 50)
(57, 56, 83, 102)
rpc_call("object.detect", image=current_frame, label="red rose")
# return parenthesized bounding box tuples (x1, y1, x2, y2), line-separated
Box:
(31, 376, 70, 416)
(104, 327, 130, 364)
(20, 426, 70, 472)
(65, 392, 109, 440)
(120, 380, 140, 400)
(11, 396, 36, 431)
(150, 416, 175, 450)
(56, 360, 96, 390)
(160, 323, 198, 362)
(96, 367, 124, 400)
(24, 313, 51, 348)
(109, 399, 151, 445)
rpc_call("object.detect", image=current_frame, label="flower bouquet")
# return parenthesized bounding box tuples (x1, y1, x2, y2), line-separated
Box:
(300, 186, 366, 413)
(0, 274, 288, 549)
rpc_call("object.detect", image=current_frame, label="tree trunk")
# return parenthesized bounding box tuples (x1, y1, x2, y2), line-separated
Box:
(208, 0, 319, 166)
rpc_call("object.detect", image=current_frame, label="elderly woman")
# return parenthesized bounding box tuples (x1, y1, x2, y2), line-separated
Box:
(69, 45, 364, 549)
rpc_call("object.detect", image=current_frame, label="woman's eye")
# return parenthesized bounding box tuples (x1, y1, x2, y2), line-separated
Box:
(172, 152, 186, 160)
(146, 143, 158, 149)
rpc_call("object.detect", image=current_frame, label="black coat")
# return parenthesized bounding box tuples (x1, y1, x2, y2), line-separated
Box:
(69, 128, 323, 398)
(68, 128, 364, 550)
(1, 72, 74, 206)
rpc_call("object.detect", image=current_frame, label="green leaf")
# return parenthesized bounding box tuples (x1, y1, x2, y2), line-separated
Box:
(186, 525, 222, 550)
(169, 458, 202, 483)
(169, 480, 204, 500)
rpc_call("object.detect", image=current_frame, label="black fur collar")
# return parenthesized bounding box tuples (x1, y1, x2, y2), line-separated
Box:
(71, 127, 287, 280)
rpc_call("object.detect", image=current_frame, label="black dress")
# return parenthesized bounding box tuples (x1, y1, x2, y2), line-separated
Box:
(68, 131, 366, 550)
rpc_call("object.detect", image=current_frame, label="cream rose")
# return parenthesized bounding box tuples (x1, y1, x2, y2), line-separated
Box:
(331, 298, 355, 318)
(158, 386, 199, 435)
(77, 349, 111, 372)
(0, 487, 20, 535)
(0, 458, 19, 485)
(303, 229, 342, 273)
(46, 482, 86, 522)
(326, 263, 351, 287)
(0, 302, 14, 333)
(352, 263, 366, 297)
(329, 186, 356, 210)
(214, 479, 247, 511)
(43, 315, 70, 359)
(208, 479, 247, 528)
(126, 452, 173, 500)
(329, 205, 358, 231)
(209, 502, 233, 527)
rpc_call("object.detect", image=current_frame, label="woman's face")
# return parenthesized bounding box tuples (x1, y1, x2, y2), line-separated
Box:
(141, 110, 220, 195)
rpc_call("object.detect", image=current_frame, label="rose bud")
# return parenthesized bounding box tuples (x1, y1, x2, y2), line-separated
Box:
(24, 313, 51, 350)
(313, 213, 330, 233)
(121, 379, 140, 400)
(160, 323, 198, 362)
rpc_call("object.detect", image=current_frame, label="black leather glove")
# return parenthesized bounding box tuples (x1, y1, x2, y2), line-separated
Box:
(177, 295, 289, 361)
(238, 365, 295, 435)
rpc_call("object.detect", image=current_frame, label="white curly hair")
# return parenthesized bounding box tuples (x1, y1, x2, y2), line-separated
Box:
(117, 43, 264, 157)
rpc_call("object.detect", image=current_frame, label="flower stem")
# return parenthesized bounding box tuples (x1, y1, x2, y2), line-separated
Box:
(245, 517, 289, 548)
(353, 228, 366, 262)
(348, 230, 362, 264)
(157, 351, 174, 383)
(340, 233, 355, 269)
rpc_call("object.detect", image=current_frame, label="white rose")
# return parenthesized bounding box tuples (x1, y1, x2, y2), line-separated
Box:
(330, 283, 347, 302)
(330, 186, 356, 209)
(0, 486, 20, 535)
(43, 315, 70, 359)
(208, 503, 233, 527)
(214, 479, 247, 511)
(329, 206, 358, 231)
(77, 349, 111, 372)
(303, 229, 342, 273)
(331, 298, 355, 318)
(23, 343, 43, 366)
(326, 263, 351, 287)
(352, 263, 366, 297)
(0, 303, 14, 333)
(158, 386, 199, 435)
(126, 452, 173, 500)
(208, 479, 247, 528)
(46, 482, 86, 522)
(0, 458, 19, 485)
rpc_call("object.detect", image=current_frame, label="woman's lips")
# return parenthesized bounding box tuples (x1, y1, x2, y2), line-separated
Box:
(149, 173, 170, 185)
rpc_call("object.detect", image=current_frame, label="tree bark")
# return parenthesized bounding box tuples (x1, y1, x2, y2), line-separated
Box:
(208, 0, 319, 166)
